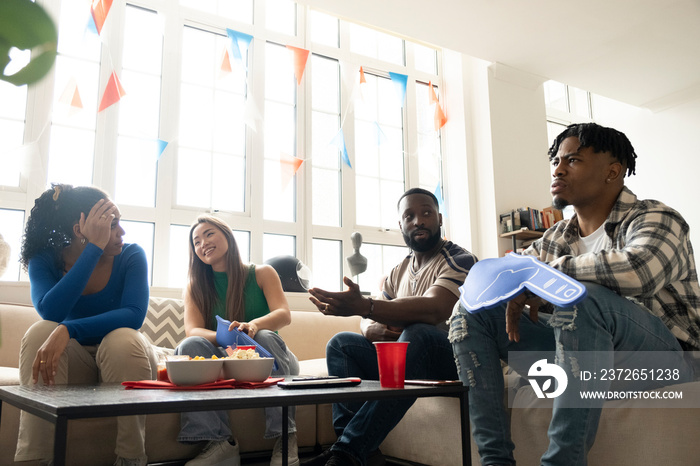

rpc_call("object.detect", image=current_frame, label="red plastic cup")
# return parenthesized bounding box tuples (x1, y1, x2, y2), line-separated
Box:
(374, 341, 409, 388)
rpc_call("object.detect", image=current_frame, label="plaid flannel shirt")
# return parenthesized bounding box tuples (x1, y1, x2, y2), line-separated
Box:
(523, 187, 700, 350)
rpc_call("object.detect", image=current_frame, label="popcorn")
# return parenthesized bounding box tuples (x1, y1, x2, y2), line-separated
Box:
(227, 348, 260, 360)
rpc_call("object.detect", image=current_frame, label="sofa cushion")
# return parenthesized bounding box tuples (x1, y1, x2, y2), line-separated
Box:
(140, 297, 186, 349)
(0, 366, 19, 386)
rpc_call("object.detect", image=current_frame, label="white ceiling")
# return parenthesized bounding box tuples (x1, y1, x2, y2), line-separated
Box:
(302, 0, 700, 112)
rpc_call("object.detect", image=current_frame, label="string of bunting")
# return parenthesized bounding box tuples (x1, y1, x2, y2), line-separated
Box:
(4, 8, 446, 198)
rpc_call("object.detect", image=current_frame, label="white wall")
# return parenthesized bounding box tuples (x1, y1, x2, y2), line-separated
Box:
(593, 97, 700, 249)
(442, 57, 552, 260)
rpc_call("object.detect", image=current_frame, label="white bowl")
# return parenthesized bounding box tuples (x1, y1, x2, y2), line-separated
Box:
(222, 358, 274, 382)
(165, 359, 224, 386)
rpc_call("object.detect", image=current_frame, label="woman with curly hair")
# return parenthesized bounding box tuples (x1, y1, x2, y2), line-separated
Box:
(15, 184, 156, 466)
(175, 215, 300, 466)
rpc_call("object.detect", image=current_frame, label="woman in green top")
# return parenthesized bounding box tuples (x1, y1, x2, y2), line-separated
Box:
(175, 215, 300, 466)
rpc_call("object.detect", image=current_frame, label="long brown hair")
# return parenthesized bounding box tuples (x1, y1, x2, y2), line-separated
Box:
(187, 215, 248, 328)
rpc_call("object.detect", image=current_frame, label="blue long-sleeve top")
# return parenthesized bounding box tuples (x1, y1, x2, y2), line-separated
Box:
(27, 243, 149, 345)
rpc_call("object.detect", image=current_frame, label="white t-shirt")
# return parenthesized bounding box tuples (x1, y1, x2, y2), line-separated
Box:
(572, 223, 608, 255)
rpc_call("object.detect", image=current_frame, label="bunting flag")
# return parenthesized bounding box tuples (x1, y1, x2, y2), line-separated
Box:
(98, 70, 126, 112)
(279, 152, 304, 189)
(86, 12, 99, 37)
(219, 48, 232, 75)
(156, 139, 169, 160)
(428, 81, 439, 103)
(226, 28, 253, 65)
(359, 66, 367, 84)
(434, 102, 447, 131)
(243, 97, 262, 132)
(330, 128, 351, 169)
(286, 45, 310, 85)
(90, 0, 114, 35)
(374, 122, 388, 146)
(58, 78, 83, 116)
(389, 72, 408, 107)
(434, 182, 445, 213)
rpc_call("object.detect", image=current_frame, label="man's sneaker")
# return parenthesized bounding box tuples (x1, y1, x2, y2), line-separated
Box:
(271, 432, 300, 466)
(185, 439, 240, 466)
(300, 448, 332, 466)
(114, 456, 147, 466)
(325, 451, 360, 466)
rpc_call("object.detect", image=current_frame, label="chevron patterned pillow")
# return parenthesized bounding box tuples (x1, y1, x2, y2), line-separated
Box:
(141, 297, 186, 349)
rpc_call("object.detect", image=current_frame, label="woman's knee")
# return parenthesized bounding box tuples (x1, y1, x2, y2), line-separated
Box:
(175, 335, 219, 357)
(21, 320, 59, 355)
(255, 329, 284, 349)
(100, 328, 151, 358)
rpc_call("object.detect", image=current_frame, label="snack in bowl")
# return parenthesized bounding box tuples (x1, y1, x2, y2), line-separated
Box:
(166, 357, 224, 386)
(222, 356, 274, 382)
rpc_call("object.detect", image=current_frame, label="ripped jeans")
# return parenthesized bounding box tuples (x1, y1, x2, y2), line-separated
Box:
(449, 282, 694, 466)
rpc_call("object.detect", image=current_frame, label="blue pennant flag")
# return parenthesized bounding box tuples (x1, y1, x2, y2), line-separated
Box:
(156, 139, 168, 160)
(330, 128, 352, 168)
(226, 28, 253, 64)
(389, 72, 408, 107)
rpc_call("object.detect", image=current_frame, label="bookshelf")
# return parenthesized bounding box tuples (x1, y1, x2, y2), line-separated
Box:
(500, 228, 543, 252)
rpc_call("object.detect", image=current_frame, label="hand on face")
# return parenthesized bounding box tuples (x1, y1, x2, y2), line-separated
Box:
(78, 199, 120, 250)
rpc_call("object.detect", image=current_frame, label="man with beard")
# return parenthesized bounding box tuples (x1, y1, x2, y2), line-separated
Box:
(450, 123, 700, 466)
(305, 188, 477, 466)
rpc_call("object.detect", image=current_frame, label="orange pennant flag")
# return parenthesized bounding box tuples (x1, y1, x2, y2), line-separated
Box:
(220, 48, 232, 73)
(434, 103, 447, 131)
(279, 153, 304, 189)
(98, 71, 126, 112)
(90, 0, 114, 35)
(359, 66, 366, 84)
(428, 81, 439, 103)
(58, 78, 83, 112)
(71, 88, 83, 109)
(286, 45, 310, 85)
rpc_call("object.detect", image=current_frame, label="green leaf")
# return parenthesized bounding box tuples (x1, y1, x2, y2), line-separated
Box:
(0, 0, 58, 86)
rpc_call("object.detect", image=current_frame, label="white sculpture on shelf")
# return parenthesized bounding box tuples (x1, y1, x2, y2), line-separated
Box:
(346, 231, 367, 285)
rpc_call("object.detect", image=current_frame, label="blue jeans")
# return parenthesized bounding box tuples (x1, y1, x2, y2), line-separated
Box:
(175, 331, 300, 442)
(327, 323, 457, 465)
(449, 282, 694, 466)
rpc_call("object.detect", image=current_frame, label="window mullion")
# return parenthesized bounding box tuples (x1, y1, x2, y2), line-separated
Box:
(248, 36, 266, 264)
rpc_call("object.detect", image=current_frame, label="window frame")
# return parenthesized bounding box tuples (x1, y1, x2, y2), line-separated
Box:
(0, 0, 446, 292)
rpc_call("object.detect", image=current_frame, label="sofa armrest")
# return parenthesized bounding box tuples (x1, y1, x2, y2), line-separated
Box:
(0, 304, 40, 369)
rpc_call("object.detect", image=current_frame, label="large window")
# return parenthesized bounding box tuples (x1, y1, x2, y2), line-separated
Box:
(0, 0, 444, 292)
(544, 80, 593, 146)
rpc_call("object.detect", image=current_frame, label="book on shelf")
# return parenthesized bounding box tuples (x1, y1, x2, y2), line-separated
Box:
(500, 206, 564, 235)
(499, 210, 521, 233)
(541, 206, 564, 229)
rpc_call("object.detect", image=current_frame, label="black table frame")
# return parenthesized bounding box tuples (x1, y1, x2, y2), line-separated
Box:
(0, 379, 469, 466)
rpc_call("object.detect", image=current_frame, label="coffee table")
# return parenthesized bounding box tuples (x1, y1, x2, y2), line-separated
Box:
(0, 379, 469, 466)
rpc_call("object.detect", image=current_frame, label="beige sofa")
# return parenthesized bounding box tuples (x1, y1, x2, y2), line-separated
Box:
(2, 296, 699, 465)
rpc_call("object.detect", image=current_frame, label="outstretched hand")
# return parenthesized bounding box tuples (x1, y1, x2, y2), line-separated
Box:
(308, 276, 369, 317)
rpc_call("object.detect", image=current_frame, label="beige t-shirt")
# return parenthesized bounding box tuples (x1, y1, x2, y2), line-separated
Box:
(380, 240, 477, 331)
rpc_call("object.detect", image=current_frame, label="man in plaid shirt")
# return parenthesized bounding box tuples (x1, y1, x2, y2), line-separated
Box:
(450, 123, 700, 466)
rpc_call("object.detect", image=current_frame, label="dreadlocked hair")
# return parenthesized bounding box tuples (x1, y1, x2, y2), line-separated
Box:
(20, 184, 109, 271)
(548, 123, 637, 177)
